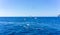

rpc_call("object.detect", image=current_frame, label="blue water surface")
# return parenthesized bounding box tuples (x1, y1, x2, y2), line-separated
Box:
(0, 17, 60, 35)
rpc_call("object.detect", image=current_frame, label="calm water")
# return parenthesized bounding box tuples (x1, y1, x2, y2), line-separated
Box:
(0, 17, 60, 35)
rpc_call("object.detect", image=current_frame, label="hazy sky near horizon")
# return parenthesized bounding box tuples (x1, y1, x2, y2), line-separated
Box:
(0, 0, 60, 17)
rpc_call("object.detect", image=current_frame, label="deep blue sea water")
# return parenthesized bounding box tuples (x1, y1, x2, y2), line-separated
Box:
(0, 17, 60, 35)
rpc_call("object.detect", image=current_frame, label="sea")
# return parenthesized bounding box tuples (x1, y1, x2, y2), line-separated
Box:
(0, 17, 60, 35)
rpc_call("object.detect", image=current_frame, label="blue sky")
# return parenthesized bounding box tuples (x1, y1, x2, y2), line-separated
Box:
(0, 0, 60, 17)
